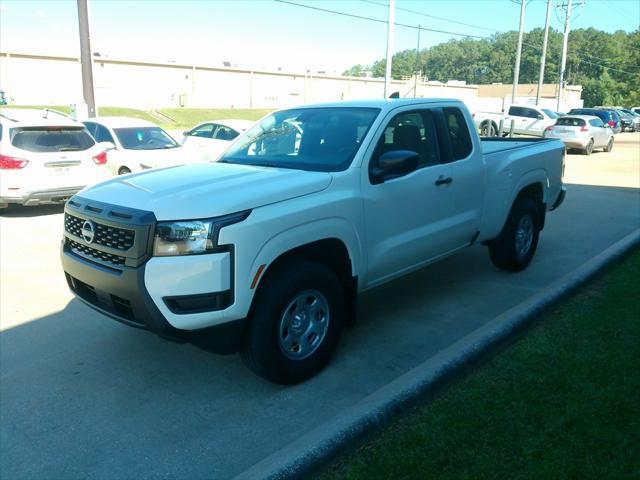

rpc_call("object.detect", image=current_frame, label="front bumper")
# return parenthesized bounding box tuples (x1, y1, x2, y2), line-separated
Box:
(60, 198, 246, 352)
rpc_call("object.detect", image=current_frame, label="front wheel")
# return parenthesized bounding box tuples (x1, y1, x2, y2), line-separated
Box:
(488, 197, 540, 272)
(241, 261, 345, 384)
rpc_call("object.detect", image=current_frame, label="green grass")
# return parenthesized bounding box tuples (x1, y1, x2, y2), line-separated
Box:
(324, 250, 640, 480)
(3, 105, 272, 130)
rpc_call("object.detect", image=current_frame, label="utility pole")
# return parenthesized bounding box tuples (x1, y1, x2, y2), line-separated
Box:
(383, 0, 395, 98)
(77, 0, 97, 118)
(511, 0, 526, 104)
(413, 26, 421, 98)
(557, 0, 572, 111)
(536, 0, 552, 105)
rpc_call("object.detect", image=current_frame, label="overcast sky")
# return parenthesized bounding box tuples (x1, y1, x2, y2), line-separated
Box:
(1, 0, 638, 73)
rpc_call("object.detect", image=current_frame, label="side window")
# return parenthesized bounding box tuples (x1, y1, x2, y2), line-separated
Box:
(83, 122, 97, 137)
(529, 109, 542, 119)
(94, 124, 115, 143)
(443, 107, 472, 160)
(370, 109, 440, 175)
(214, 126, 239, 141)
(0, 123, 3, 141)
(508, 106, 524, 117)
(190, 123, 215, 138)
(589, 119, 604, 128)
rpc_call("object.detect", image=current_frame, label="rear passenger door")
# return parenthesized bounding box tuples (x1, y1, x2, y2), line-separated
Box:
(440, 107, 484, 245)
(361, 107, 455, 287)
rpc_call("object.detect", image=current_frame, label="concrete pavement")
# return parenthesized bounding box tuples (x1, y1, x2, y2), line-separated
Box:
(1, 136, 639, 479)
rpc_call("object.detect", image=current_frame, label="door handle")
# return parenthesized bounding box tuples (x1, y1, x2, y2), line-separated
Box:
(435, 176, 453, 186)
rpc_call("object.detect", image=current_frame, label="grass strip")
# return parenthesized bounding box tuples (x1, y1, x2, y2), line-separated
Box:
(324, 250, 640, 480)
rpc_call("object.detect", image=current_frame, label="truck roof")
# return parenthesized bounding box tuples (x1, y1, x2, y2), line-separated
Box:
(291, 98, 465, 112)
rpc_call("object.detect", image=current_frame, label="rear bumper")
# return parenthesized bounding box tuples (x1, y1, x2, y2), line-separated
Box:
(1, 186, 84, 206)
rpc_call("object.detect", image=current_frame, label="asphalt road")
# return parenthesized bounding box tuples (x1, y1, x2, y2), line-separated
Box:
(1, 134, 639, 479)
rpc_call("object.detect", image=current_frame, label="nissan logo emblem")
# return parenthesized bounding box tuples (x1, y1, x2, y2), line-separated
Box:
(81, 220, 96, 244)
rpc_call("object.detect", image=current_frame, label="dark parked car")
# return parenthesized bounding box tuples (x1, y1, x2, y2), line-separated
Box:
(619, 109, 640, 132)
(567, 108, 621, 134)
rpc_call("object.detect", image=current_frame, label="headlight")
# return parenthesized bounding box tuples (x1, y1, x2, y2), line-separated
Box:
(153, 210, 250, 256)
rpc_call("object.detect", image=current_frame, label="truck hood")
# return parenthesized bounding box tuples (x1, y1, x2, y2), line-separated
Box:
(77, 163, 332, 220)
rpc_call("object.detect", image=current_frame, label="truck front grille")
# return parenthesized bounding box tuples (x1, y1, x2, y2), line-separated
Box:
(65, 213, 135, 251)
(67, 239, 126, 266)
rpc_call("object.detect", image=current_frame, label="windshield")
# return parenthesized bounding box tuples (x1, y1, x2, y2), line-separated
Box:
(114, 127, 179, 150)
(542, 109, 559, 119)
(10, 127, 95, 152)
(219, 107, 380, 172)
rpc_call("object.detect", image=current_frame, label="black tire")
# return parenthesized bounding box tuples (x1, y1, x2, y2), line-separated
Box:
(603, 137, 614, 152)
(118, 166, 132, 175)
(583, 138, 594, 155)
(480, 121, 496, 137)
(488, 197, 540, 272)
(241, 261, 345, 384)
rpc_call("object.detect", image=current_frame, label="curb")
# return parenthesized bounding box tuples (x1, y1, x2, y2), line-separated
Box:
(234, 229, 640, 480)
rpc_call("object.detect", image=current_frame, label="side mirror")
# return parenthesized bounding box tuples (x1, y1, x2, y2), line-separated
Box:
(370, 150, 419, 184)
(183, 130, 191, 137)
(98, 141, 116, 151)
(536, 114, 544, 120)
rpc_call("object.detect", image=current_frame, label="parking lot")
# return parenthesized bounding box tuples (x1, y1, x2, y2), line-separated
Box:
(1, 133, 639, 479)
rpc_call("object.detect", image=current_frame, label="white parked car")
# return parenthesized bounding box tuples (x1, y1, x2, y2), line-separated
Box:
(474, 104, 560, 137)
(181, 119, 255, 161)
(61, 98, 566, 383)
(83, 117, 187, 175)
(544, 115, 614, 155)
(0, 108, 111, 208)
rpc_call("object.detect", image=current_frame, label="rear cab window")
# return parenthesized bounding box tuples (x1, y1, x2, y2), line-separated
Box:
(10, 127, 95, 152)
(443, 107, 472, 160)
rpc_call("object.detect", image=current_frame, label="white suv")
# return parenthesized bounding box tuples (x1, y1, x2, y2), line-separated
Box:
(0, 109, 111, 208)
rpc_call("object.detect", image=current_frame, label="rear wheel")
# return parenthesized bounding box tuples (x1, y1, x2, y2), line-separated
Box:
(480, 121, 496, 137)
(603, 137, 614, 152)
(241, 261, 345, 384)
(583, 139, 594, 155)
(118, 166, 132, 175)
(488, 197, 540, 272)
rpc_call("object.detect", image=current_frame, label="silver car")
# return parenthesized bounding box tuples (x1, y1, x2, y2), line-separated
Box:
(544, 115, 614, 155)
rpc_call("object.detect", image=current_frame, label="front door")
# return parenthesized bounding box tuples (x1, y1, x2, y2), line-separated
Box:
(361, 107, 456, 288)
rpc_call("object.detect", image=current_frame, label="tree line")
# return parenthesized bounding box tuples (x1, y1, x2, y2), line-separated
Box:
(343, 28, 640, 107)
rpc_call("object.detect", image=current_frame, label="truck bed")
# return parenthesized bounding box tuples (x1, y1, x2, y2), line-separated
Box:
(480, 137, 558, 156)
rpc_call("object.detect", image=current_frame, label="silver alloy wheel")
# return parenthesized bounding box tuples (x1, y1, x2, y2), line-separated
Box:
(515, 215, 534, 258)
(278, 290, 330, 360)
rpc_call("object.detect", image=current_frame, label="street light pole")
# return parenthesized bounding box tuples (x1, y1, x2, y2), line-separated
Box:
(413, 25, 421, 98)
(557, 0, 573, 112)
(511, 0, 526, 104)
(536, 0, 552, 105)
(383, 0, 395, 98)
(77, 0, 97, 118)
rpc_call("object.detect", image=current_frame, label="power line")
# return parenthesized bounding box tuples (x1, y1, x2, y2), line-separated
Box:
(274, 0, 638, 76)
(361, 0, 500, 34)
(273, 0, 491, 39)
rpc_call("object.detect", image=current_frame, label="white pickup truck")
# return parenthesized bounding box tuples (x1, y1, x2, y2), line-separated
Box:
(60, 99, 566, 384)
(473, 104, 560, 137)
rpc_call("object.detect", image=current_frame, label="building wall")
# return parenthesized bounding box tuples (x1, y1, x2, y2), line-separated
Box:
(0, 52, 582, 112)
